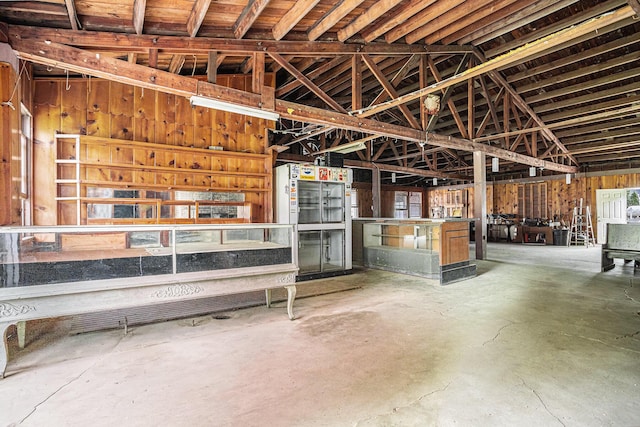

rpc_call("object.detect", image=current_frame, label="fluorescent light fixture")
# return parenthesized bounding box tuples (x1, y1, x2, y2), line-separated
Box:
(433, 177, 438, 186)
(566, 173, 572, 185)
(529, 167, 536, 177)
(314, 139, 368, 155)
(391, 172, 396, 183)
(189, 95, 279, 121)
(491, 157, 499, 172)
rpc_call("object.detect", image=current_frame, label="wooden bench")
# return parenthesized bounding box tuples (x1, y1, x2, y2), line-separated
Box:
(601, 223, 640, 274)
(0, 224, 298, 379)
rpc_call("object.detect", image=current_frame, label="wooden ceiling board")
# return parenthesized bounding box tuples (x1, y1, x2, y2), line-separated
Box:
(2, 0, 639, 181)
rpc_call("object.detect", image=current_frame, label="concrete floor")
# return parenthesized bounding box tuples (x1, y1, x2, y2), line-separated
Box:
(1, 243, 639, 426)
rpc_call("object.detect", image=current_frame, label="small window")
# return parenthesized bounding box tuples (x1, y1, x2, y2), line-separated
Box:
(394, 191, 422, 219)
(350, 188, 359, 218)
(409, 192, 422, 218)
(394, 192, 408, 219)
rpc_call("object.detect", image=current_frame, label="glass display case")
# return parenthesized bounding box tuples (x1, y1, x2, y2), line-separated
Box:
(362, 219, 476, 285)
(1, 224, 294, 286)
(0, 224, 299, 378)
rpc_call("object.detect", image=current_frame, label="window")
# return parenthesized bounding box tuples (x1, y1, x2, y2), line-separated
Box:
(409, 192, 422, 218)
(350, 188, 359, 218)
(394, 192, 408, 218)
(517, 183, 547, 219)
(20, 105, 32, 226)
(394, 191, 423, 219)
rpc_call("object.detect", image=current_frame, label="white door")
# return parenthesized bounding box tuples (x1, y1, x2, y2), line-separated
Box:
(596, 189, 627, 244)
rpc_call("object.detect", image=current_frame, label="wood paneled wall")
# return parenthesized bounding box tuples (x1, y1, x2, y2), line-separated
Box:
(352, 182, 428, 218)
(427, 172, 640, 238)
(0, 62, 30, 225)
(32, 75, 275, 225)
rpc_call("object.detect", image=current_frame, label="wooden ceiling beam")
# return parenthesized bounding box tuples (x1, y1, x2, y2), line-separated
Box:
(362, 54, 421, 130)
(346, 159, 465, 180)
(64, 0, 80, 31)
(561, 124, 640, 146)
(284, 56, 353, 99)
(207, 51, 217, 83)
(507, 30, 639, 85)
(534, 80, 640, 115)
(10, 37, 577, 174)
(369, 55, 419, 106)
(361, 1, 433, 43)
(526, 68, 640, 104)
(252, 52, 265, 94)
(268, 52, 347, 113)
(520, 51, 640, 95)
(275, 56, 337, 96)
(233, 0, 272, 39)
(337, 0, 404, 42)
(424, 133, 576, 173)
(353, 6, 635, 118)
(272, 0, 321, 41)
(460, 0, 574, 46)
(485, 0, 628, 58)
(8, 25, 471, 55)
(384, 0, 461, 43)
(186, 0, 213, 38)
(308, 0, 367, 42)
(406, 0, 487, 45)
(425, 0, 520, 45)
(543, 93, 640, 124)
(629, 0, 640, 15)
(427, 55, 468, 138)
(168, 54, 185, 74)
(132, 0, 146, 35)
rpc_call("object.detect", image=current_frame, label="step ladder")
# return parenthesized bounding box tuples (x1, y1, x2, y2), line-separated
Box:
(568, 199, 596, 247)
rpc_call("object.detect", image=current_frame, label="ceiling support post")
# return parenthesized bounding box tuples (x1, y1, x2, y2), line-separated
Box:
(372, 165, 381, 218)
(473, 151, 487, 260)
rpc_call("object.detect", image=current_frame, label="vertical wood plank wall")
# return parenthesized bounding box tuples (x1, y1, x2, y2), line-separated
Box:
(427, 172, 640, 238)
(32, 75, 275, 225)
(352, 183, 428, 218)
(0, 63, 17, 224)
(0, 62, 29, 225)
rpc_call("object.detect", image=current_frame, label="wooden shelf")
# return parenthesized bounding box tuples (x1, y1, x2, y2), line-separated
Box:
(54, 134, 271, 225)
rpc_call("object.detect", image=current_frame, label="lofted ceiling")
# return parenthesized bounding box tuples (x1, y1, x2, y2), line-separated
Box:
(1, 0, 639, 186)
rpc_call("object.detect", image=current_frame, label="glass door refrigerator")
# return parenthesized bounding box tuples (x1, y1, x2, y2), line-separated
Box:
(275, 164, 352, 280)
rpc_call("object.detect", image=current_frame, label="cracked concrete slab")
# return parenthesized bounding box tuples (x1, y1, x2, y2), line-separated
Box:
(0, 243, 639, 426)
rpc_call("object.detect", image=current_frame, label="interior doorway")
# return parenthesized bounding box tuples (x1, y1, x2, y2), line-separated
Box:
(596, 189, 627, 244)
